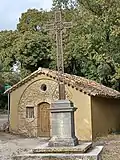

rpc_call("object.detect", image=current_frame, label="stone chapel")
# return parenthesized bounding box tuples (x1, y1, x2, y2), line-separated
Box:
(5, 68, 120, 141)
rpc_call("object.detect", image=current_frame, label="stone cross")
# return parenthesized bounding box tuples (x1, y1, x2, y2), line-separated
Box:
(45, 10, 72, 100)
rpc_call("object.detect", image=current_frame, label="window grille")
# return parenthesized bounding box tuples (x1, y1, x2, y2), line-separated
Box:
(26, 106, 34, 118)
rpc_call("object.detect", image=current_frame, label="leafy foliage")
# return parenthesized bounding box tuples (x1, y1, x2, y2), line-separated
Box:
(13, 31, 52, 74)
(0, 30, 19, 71)
(52, 0, 77, 9)
(64, 0, 120, 88)
(17, 9, 53, 33)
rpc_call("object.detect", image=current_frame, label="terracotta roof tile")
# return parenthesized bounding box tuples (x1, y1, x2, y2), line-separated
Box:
(4, 68, 120, 99)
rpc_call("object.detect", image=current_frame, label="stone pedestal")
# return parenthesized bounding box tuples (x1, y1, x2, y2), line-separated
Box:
(48, 100, 78, 147)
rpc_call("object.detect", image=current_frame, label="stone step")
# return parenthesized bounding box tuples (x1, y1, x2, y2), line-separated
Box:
(32, 142, 92, 154)
(12, 146, 103, 160)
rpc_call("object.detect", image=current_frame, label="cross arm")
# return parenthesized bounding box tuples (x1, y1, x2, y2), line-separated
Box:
(44, 23, 55, 31)
(63, 22, 72, 29)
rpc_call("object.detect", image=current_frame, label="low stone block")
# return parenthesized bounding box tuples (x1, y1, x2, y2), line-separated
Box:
(33, 142, 92, 153)
(13, 146, 103, 160)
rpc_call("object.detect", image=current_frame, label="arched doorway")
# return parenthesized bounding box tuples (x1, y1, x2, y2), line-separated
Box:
(37, 102, 50, 137)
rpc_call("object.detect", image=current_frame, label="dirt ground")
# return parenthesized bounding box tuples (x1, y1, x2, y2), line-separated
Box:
(0, 132, 120, 160)
(0, 132, 49, 160)
(0, 115, 120, 160)
(94, 134, 120, 160)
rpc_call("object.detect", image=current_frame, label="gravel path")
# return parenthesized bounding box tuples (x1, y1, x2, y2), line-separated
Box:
(0, 132, 48, 160)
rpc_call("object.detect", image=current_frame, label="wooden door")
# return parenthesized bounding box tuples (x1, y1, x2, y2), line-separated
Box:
(38, 102, 50, 137)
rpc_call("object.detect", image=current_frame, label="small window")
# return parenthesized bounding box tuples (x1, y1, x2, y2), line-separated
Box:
(40, 84, 47, 91)
(26, 107, 34, 118)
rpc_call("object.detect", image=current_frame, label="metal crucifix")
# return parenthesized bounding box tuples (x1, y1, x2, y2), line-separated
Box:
(45, 10, 72, 100)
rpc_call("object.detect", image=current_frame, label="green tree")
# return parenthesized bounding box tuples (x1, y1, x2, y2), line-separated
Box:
(13, 31, 52, 76)
(63, 0, 120, 90)
(0, 31, 21, 109)
(17, 8, 75, 74)
(0, 63, 7, 110)
(17, 9, 53, 33)
(0, 30, 19, 71)
(52, 0, 77, 9)
(0, 9, 54, 78)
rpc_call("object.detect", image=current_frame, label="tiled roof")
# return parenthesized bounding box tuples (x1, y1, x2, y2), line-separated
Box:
(4, 67, 120, 99)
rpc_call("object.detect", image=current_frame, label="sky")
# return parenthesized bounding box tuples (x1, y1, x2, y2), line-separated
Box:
(0, 0, 53, 31)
